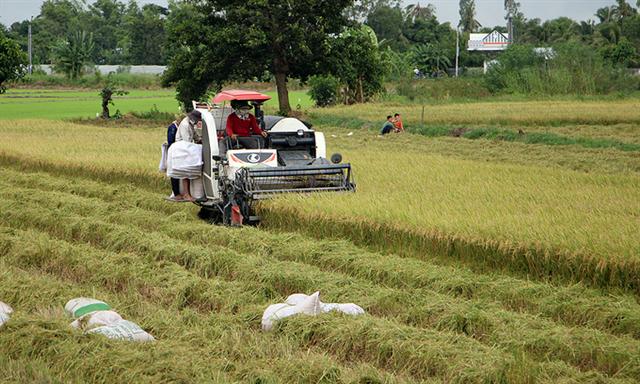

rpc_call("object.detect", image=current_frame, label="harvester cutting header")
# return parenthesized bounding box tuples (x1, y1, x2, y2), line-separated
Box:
(170, 90, 355, 226)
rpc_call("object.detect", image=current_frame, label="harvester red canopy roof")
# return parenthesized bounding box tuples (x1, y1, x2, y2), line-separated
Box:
(212, 90, 271, 104)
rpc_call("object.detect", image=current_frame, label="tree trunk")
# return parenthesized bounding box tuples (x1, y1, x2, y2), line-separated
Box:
(101, 90, 112, 119)
(101, 103, 110, 119)
(357, 77, 364, 103)
(274, 71, 291, 115)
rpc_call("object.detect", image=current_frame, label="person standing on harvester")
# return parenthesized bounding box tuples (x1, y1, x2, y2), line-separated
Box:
(174, 110, 202, 202)
(226, 100, 268, 149)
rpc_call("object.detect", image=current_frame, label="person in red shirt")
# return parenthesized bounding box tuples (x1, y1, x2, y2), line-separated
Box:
(392, 113, 405, 133)
(226, 100, 268, 149)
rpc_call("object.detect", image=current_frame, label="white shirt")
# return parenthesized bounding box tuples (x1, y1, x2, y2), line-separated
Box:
(176, 117, 199, 143)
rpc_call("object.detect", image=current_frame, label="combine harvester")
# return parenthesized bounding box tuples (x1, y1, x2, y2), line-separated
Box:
(193, 90, 355, 226)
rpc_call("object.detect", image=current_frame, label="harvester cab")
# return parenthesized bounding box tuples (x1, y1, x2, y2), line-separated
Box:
(193, 90, 355, 226)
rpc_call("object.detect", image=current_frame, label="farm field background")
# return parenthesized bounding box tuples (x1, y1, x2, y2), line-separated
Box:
(1, 88, 639, 383)
(0, 88, 313, 119)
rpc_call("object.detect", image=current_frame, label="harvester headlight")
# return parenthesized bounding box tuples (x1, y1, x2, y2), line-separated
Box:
(297, 129, 304, 136)
(331, 153, 342, 164)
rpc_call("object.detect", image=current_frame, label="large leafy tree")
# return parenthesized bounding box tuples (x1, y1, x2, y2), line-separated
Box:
(164, 0, 352, 114)
(328, 25, 387, 103)
(365, 5, 406, 50)
(85, 0, 125, 64)
(0, 32, 27, 93)
(126, 4, 167, 65)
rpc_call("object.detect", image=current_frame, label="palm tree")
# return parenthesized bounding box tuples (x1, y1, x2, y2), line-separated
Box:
(410, 43, 451, 74)
(404, 3, 436, 23)
(53, 31, 95, 79)
(459, 0, 481, 33)
(595, 6, 618, 23)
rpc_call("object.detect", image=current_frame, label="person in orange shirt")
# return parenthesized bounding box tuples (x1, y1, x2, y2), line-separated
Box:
(392, 113, 405, 133)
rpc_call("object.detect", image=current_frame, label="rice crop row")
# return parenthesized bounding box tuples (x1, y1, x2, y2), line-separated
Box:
(261, 143, 640, 292)
(0, 263, 401, 384)
(2, 118, 639, 289)
(0, 207, 511, 382)
(2, 119, 639, 296)
(2, 183, 640, 381)
(3, 166, 640, 341)
(313, 99, 640, 126)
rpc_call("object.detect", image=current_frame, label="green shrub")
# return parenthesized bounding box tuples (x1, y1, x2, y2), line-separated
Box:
(130, 104, 175, 121)
(308, 75, 339, 107)
(486, 42, 639, 95)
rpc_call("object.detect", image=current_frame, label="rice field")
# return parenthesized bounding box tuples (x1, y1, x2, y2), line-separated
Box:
(1, 93, 640, 383)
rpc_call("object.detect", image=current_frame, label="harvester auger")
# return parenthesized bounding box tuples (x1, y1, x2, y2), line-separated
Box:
(194, 90, 355, 226)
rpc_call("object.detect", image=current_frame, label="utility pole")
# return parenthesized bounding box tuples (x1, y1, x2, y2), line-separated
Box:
(28, 17, 33, 74)
(455, 27, 460, 77)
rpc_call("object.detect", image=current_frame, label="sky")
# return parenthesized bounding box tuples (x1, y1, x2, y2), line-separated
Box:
(0, 0, 622, 28)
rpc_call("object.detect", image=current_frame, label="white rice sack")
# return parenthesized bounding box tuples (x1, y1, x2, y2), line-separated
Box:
(262, 292, 323, 331)
(261, 303, 299, 331)
(284, 293, 308, 306)
(65, 298, 111, 319)
(286, 293, 365, 316)
(159, 142, 169, 172)
(87, 320, 155, 342)
(167, 141, 203, 179)
(71, 310, 123, 330)
(0, 301, 12, 327)
(297, 291, 322, 315)
(321, 303, 365, 316)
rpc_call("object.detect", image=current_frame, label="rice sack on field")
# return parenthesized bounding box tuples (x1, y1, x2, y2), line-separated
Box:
(0, 301, 13, 327)
(262, 291, 365, 331)
(87, 320, 155, 342)
(65, 297, 154, 342)
(65, 297, 112, 319)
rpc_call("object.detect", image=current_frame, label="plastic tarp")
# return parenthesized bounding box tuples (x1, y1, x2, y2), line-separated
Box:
(261, 291, 365, 331)
(167, 141, 203, 179)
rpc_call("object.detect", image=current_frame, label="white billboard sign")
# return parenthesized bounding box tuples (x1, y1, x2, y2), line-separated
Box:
(468, 30, 510, 51)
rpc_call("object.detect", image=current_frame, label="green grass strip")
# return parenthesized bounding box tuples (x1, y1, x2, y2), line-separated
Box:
(311, 113, 640, 152)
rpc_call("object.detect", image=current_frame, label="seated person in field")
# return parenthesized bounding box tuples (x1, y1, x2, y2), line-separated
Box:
(226, 100, 268, 149)
(392, 113, 405, 133)
(380, 115, 394, 135)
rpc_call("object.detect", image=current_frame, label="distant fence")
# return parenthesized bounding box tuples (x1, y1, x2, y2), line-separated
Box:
(37, 65, 166, 75)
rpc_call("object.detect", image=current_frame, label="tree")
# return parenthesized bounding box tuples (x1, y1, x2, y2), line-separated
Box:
(410, 43, 451, 74)
(541, 17, 580, 43)
(35, 0, 85, 63)
(53, 31, 95, 79)
(365, 5, 406, 50)
(404, 3, 436, 24)
(601, 37, 638, 65)
(86, 0, 125, 64)
(99, 74, 128, 118)
(126, 4, 167, 65)
(459, 0, 481, 33)
(0, 32, 27, 93)
(328, 25, 387, 104)
(163, 0, 352, 114)
(346, 0, 397, 21)
(616, 0, 637, 20)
